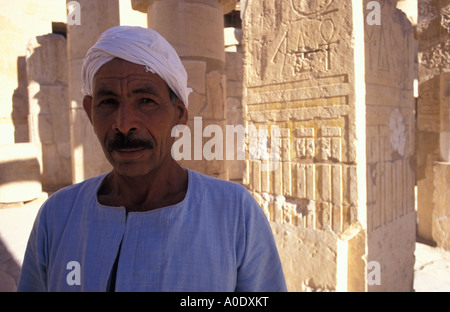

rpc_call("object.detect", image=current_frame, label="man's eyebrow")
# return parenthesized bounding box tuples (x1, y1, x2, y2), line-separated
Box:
(95, 88, 119, 98)
(93, 85, 163, 97)
(130, 86, 158, 95)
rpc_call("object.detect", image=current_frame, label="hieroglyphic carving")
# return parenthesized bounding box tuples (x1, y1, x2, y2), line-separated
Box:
(292, 19, 337, 74)
(242, 0, 416, 292)
(291, 0, 334, 17)
(366, 108, 415, 233)
(243, 0, 356, 236)
(365, 1, 414, 89)
(267, 17, 339, 80)
(295, 127, 315, 159)
(366, 126, 415, 232)
(243, 0, 351, 87)
(364, 0, 415, 236)
(247, 116, 350, 234)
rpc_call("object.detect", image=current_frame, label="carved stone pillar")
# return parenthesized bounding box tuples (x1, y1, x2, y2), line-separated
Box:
(242, 0, 416, 291)
(416, 0, 450, 250)
(26, 34, 72, 191)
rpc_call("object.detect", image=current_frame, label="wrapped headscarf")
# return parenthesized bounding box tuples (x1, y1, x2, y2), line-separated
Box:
(82, 26, 191, 107)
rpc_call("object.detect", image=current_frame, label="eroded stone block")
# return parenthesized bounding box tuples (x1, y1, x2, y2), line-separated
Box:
(432, 162, 450, 251)
(243, 0, 416, 291)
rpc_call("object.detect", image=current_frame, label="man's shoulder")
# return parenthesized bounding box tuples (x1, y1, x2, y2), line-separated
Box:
(50, 173, 107, 200)
(31, 174, 107, 235)
(41, 173, 107, 214)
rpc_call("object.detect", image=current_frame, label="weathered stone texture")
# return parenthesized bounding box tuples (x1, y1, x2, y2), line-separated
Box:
(225, 27, 244, 182)
(271, 222, 340, 291)
(26, 34, 72, 191)
(432, 162, 450, 251)
(0, 0, 66, 144)
(416, 0, 450, 247)
(242, 0, 359, 291)
(243, 0, 415, 291)
(364, 1, 416, 291)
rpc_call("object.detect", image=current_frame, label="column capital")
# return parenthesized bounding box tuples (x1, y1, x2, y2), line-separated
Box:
(131, 0, 237, 14)
(219, 0, 237, 14)
(130, 0, 153, 13)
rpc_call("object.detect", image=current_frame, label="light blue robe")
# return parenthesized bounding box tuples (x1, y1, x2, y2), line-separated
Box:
(17, 170, 286, 292)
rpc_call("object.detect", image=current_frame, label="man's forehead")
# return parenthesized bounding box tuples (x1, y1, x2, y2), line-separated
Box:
(92, 58, 170, 96)
(93, 74, 168, 93)
(95, 74, 160, 85)
(95, 58, 165, 82)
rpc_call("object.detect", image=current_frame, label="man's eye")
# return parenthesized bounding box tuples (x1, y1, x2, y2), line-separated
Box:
(98, 99, 117, 106)
(139, 98, 157, 106)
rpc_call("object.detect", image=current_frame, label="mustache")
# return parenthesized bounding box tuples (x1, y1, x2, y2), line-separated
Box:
(106, 133, 154, 152)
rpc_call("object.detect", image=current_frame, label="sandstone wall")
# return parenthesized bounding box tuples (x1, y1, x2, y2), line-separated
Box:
(225, 27, 244, 182)
(0, 0, 66, 144)
(416, 0, 450, 250)
(364, 0, 416, 291)
(26, 34, 72, 191)
(242, 0, 416, 291)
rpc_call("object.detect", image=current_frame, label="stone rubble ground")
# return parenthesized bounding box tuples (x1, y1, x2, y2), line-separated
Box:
(413, 241, 450, 292)
(1, 194, 449, 292)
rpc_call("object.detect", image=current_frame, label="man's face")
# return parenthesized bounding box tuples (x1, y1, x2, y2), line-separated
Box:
(83, 58, 187, 177)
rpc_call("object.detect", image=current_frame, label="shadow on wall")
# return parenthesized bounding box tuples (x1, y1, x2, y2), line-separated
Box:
(11, 34, 72, 193)
(0, 158, 41, 185)
(11, 56, 29, 144)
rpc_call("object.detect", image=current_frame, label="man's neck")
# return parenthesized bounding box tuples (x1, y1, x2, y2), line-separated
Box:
(98, 161, 188, 212)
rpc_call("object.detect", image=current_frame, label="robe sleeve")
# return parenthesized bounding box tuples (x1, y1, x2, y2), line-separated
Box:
(234, 191, 287, 292)
(17, 206, 48, 292)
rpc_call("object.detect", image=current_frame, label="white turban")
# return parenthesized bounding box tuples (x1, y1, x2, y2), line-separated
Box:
(82, 26, 191, 107)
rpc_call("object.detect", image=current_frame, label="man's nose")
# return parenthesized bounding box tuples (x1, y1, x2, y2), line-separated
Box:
(113, 103, 140, 134)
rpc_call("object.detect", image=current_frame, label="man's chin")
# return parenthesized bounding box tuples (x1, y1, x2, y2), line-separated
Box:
(106, 153, 154, 178)
(110, 164, 153, 178)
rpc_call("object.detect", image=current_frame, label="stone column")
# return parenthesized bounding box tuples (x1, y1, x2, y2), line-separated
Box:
(416, 0, 450, 249)
(131, 0, 236, 179)
(26, 34, 72, 191)
(225, 27, 244, 183)
(66, 0, 119, 183)
(242, 0, 416, 291)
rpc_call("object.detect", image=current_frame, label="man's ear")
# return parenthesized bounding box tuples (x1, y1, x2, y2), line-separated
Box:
(82, 95, 93, 124)
(176, 99, 188, 125)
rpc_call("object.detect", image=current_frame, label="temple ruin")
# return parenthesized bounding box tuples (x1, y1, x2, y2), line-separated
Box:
(0, 0, 449, 291)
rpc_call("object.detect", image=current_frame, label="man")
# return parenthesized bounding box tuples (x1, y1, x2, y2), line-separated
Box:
(17, 26, 286, 292)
